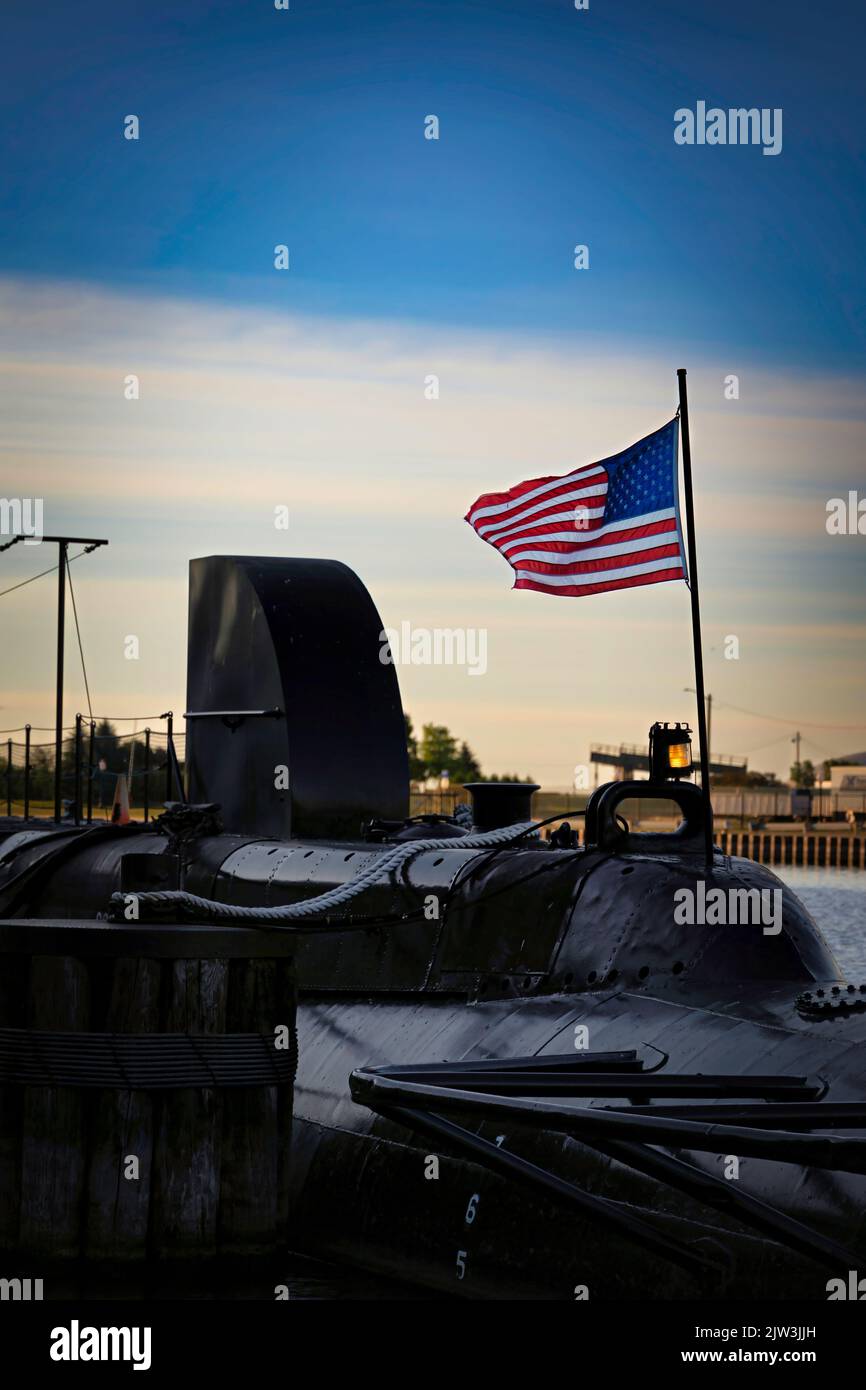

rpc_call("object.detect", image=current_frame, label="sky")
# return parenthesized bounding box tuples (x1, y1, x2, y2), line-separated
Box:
(1, 0, 865, 786)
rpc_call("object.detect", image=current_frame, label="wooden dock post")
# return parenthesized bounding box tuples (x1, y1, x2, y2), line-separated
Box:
(0, 919, 297, 1262)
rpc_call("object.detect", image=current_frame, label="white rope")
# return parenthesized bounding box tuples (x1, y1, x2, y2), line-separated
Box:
(118, 822, 538, 924)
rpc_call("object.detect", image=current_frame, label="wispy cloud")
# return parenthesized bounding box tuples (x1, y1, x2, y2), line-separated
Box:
(1, 276, 864, 783)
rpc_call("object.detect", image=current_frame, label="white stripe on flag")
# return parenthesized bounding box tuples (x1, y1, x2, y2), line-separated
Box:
(513, 555, 683, 586)
(507, 530, 679, 566)
(497, 507, 676, 553)
(467, 466, 606, 526)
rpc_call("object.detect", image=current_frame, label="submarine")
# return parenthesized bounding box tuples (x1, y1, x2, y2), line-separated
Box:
(1, 553, 865, 1301)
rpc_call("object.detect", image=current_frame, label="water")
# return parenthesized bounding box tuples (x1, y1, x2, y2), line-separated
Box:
(776, 865, 866, 978)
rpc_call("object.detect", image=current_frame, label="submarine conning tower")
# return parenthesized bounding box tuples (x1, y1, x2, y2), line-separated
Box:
(0, 554, 841, 999)
(185, 555, 410, 838)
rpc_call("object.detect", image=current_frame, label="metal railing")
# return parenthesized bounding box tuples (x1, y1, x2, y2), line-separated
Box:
(590, 742, 746, 769)
(3, 714, 185, 824)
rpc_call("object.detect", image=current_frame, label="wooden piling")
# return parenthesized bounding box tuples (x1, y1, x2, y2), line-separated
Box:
(0, 920, 297, 1261)
(19, 955, 90, 1256)
(84, 955, 161, 1260)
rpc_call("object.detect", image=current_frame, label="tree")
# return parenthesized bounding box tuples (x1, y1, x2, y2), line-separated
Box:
(451, 741, 482, 784)
(405, 714, 533, 784)
(90, 719, 125, 808)
(716, 768, 781, 788)
(420, 724, 457, 776)
(404, 714, 425, 781)
(94, 719, 124, 772)
(790, 759, 816, 789)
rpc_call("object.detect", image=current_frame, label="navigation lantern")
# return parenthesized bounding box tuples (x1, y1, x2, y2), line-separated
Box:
(649, 722, 693, 782)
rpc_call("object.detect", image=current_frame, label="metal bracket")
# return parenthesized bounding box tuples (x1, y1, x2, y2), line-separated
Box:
(183, 707, 284, 733)
(350, 1054, 861, 1275)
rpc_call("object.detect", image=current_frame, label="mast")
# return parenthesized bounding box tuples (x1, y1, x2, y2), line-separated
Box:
(676, 370, 714, 868)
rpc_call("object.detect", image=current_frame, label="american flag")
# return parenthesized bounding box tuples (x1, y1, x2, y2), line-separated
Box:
(465, 417, 688, 598)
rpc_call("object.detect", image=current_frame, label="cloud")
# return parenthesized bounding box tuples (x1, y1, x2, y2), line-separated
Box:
(0, 275, 864, 784)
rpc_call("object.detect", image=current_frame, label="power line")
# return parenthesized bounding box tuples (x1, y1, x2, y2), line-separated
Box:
(799, 735, 840, 766)
(0, 731, 79, 740)
(0, 549, 88, 599)
(0, 716, 174, 733)
(738, 732, 795, 758)
(87, 715, 169, 723)
(65, 551, 93, 722)
(713, 698, 866, 733)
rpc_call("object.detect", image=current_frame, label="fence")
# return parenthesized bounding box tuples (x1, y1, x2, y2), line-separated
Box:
(409, 789, 469, 817)
(10, 744, 863, 849)
(2, 715, 185, 824)
(716, 829, 865, 869)
(711, 787, 866, 821)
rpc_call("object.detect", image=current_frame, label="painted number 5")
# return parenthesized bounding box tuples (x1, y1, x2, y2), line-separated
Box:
(456, 1249, 468, 1280)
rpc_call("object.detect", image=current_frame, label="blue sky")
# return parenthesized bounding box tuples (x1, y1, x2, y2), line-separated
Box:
(2, 0, 864, 366)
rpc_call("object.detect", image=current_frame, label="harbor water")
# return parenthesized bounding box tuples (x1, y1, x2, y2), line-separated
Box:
(776, 865, 866, 978)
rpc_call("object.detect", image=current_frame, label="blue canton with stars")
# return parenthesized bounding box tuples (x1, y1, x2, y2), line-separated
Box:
(602, 418, 679, 526)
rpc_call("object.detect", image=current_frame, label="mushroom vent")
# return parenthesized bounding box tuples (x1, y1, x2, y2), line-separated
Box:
(462, 782, 539, 832)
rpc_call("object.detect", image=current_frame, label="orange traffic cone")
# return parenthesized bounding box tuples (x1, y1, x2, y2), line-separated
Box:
(111, 773, 131, 824)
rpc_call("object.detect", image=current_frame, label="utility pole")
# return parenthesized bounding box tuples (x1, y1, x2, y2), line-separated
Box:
(0, 534, 108, 821)
(55, 541, 67, 825)
(684, 686, 712, 783)
(706, 692, 712, 773)
(791, 730, 801, 781)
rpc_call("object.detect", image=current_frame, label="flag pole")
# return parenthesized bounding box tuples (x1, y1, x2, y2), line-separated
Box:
(676, 368, 714, 867)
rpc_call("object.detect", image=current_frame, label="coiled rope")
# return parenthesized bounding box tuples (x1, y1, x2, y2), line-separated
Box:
(110, 821, 539, 925)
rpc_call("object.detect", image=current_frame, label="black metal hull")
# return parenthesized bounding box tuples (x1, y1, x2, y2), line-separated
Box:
(287, 990, 866, 1300)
